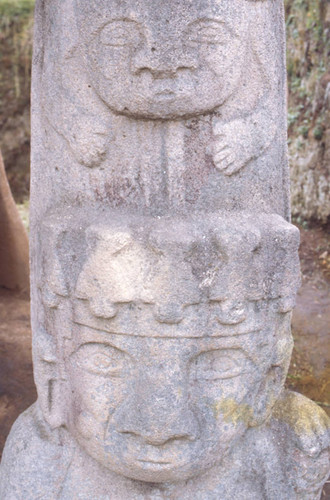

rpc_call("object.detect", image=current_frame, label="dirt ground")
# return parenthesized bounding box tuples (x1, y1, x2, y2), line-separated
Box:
(0, 223, 329, 496)
(287, 224, 330, 417)
(0, 288, 36, 457)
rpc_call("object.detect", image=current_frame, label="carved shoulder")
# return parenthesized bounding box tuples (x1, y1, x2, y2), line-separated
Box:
(0, 403, 72, 499)
(270, 390, 330, 499)
(272, 390, 330, 455)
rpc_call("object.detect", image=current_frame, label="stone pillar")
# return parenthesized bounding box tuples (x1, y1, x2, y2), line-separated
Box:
(1, 0, 329, 498)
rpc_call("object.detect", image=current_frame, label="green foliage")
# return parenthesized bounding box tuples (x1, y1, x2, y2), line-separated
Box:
(288, 107, 302, 128)
(0, 0, 35, 23)
(313, 123, 324, 141)
(292, 215, 309, 229)
(285, 0, 329, 140)
(0, 0, 34, 107)
(298, 124, 309, 139)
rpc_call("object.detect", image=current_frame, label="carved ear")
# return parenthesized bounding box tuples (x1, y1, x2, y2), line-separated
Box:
(33, 327, 67, 429)
(250, 364, 286, 427)
(38, 222, 69, 308)
(250, 314, 293, 426)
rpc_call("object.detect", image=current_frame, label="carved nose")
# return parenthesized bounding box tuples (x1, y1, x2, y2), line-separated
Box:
(132, 45, 197, 77)
(113, 384, 199, 445)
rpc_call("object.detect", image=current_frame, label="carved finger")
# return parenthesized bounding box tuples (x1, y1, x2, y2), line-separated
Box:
(214, 145, 229, 155)
(214, 151, 231, 164)
(212, 120, 228, 136)
(221, 153, 235, 166)
(213, 133, 226, 140)
(71, 136, 108, 168)
(222, 162, 242, 177)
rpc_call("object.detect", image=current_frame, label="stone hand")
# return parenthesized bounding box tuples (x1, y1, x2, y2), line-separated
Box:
(212, 110, 276, 177)
(274, 391, 330, 458)
(288, 394, 330, 458)
(273, 391, 330, 497)
(69, 125, 108, 168)
(212, 118, 259, 176)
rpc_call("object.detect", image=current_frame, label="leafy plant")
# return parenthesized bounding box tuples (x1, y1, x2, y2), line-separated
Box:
(313, 124, 324, 141)
(0, 0, 34, 105)
(0, 0, 35, 23)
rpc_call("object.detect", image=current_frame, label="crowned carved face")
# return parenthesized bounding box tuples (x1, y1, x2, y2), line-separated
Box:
(58, 222, 292, 484)
(37, 215, 298, 483)
(76, 0, 249, 119)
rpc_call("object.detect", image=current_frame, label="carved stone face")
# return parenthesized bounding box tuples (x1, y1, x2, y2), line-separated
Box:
(59, 220, 292, 483)
(65, 316, 277, 483)
(76, 0, 249, 119)
(36, 214, 298, 483)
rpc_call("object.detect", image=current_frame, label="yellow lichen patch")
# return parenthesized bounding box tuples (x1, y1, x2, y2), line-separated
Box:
(214, 399, 254, 426)
(272, 390, 330, 436)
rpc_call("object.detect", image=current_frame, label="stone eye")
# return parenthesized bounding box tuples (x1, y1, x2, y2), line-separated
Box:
(99, 20, 141, 47)
(186, 19, 230, 46)
(72, 343, 128, 377)
(192, 349, 253, 381)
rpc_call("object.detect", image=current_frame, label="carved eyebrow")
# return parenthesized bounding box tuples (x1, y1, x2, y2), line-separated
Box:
(193, 345, 259, 368)
(98, 18, 143, 45)
(72, 324, 264, 366)
(73, 324, 133, 354)
(190, 347, 256, 377)
(99, 17, 141, 27)
(74, 321, 262, 345)
(73, 340, 130, 358)
(185, 18, 235, 40)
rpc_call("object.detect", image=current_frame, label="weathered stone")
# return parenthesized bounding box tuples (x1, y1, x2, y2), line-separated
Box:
(0, 0, 329, 498)
(31, 0, 290, 218)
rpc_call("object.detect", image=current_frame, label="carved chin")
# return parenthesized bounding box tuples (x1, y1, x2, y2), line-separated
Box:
(94, 86, 227, 120)
(108, 459, 202, 484)
(73, 425, 247, 484)
(76, 439, 202, 483)
(108, 98, 221, 121)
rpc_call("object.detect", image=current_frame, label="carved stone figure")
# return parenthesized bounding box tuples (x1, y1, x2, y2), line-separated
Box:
(1, 0, 329, 498)
(33, 0, 289, 216)
(1, 214, 329, 498)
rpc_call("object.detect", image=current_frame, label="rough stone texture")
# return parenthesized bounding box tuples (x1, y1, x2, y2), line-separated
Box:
(1, 0, 329, 498)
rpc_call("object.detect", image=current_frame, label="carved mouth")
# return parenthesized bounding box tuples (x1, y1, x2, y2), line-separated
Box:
(154, 90, 176, 100)
(139, 459, 171, 463)
(137, 459, 172, 467)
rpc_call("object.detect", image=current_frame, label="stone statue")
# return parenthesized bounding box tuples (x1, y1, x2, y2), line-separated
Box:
(1, 0, 329, 498)
(35, 0, 289, 216)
